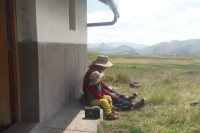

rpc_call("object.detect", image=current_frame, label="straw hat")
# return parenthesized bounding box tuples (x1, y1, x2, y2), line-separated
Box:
(89, 71, 104, 86)
(92, 55, 113, 67)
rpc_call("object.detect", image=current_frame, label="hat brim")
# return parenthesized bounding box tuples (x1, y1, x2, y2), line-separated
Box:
(89, 72, 104, 86)
(92, 61, 113, 68)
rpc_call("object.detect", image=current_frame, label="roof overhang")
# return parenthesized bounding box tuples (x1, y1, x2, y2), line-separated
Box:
(98, 0, 120, 18)
(87, 0, 120, 27)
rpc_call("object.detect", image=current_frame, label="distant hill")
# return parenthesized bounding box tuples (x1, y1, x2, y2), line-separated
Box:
(88, 43, 140, 55)
(88, 39, 200, 55)
(110, 45, 140, 55)
(88, 43, 113, 53)
(88, 42, 148, 49)
(138, 39, 200, 55)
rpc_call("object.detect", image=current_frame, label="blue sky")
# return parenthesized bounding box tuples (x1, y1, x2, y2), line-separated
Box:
(87, 0, 200, 46)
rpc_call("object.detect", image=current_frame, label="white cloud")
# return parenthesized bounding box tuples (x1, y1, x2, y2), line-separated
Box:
(87, 11, 113, 23)
(87, 0, 200, 45)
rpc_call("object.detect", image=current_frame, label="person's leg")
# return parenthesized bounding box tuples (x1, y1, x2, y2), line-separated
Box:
(132, 98, 146, 109)
(114, 92, 126, 100)
(90, 99, 111, 116)
(111, 92, 144, 110)
(115, 92, 137, 101)
(90, 98, 118, 120)
(112, 94, 132, 110)
(105, 95, 113, 108)
(106, 95, 118, 115)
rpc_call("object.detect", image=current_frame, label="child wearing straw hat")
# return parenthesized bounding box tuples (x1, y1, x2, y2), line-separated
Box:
(87, 71, 118, 120)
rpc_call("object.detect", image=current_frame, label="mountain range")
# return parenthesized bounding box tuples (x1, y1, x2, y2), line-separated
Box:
(88, 42, 147, 49)
(88, 39, 200, 55)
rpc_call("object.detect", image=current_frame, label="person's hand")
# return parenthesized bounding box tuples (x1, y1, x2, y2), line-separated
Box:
(110, 93, 119, 100)
(103, 95, 111, 103)
(109, 87, 115, 93)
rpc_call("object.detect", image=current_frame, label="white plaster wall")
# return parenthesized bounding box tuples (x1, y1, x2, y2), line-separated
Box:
(16, 0, 37, 42)
(35, 0, 87, 44)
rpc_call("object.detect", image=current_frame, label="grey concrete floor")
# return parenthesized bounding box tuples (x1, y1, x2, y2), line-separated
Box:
(39, 103, 103, 133)
(3, 102, 103, 133)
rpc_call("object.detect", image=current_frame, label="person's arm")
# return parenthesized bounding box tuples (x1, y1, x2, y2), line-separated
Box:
(101, 81, 119, 100)
(101, 81, 114, 92)
(88, 86, 104, 99)
(102, 87, 112, 96)
(83, 68, 96, 93)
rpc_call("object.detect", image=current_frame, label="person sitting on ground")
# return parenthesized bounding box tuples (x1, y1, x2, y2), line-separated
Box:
(82, 55, 146, 111)
(87, 71, 118, 120)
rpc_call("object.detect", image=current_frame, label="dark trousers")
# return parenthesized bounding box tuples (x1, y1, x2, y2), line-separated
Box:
(112, 92, 132, 110)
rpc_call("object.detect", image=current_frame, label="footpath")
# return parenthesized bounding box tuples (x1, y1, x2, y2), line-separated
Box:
(39, 102, 103, 133)
(4, 101, 103, 133)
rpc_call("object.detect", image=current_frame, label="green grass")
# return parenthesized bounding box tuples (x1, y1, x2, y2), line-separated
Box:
(87, 52, 200, 133)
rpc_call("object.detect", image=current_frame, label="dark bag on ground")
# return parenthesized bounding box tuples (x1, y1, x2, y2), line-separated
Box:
(85, 106, 100, 119)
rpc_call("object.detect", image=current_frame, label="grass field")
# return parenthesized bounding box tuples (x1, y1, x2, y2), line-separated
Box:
(88, 52, 200, 133)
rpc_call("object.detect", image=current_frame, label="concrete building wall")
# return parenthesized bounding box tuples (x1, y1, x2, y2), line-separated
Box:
(16, 0, 37, 42)
(16, 0, 87, 126)
(36, 0, 87, 43)
(16, 0, 39, 122)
